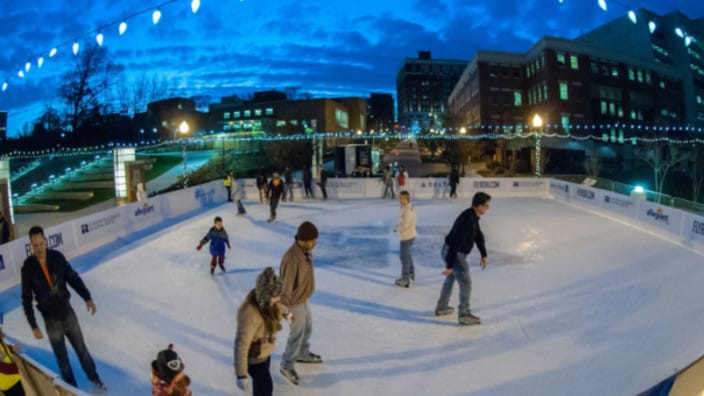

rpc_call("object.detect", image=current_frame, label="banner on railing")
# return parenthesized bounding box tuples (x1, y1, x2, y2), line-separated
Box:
(325, 178, 366, 199)
(684, 214, 704, 250)
(600, 191, 638, 219)
(73, 206, 125, 253)
(549, 180, 571, 201)
(637, 203, 684, 237)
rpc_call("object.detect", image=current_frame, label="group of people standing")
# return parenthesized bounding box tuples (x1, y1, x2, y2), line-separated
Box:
(382, 163, 409, 199)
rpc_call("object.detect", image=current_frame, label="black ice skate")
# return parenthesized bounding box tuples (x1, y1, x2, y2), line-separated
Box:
(394, 278, 409, 288)
(296, 352, 323, 363)
(435, 307, 454, 316)
(458, 312, 481, 326)
(280, 367, 300, 385)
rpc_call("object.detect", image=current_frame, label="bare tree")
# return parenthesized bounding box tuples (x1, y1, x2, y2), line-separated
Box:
(583, 142, 602, 177)
(59, 43, 123, 134)
(635, 139, 683, 196)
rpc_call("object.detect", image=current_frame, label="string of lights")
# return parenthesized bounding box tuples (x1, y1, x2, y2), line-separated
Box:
(1, 0, 203, 93)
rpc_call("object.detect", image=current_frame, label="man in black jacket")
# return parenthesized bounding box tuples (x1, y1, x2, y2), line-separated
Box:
(21, 225, 104, 389)
(435, 192, 491, 326)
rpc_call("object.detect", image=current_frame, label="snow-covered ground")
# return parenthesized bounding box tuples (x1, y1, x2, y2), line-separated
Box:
(3, 197, 704, 395)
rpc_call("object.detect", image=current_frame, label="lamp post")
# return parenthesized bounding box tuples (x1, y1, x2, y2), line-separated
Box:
(179, 121, 189, 188)
(532, 114, 543, 177)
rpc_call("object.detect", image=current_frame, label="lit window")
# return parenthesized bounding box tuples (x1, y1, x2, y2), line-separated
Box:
(224, 112, 230, 120)
(570, 55, 579, 70)
(559, 82, 568, 100)
(514, 91, 522, 106)
(660, 81, 666, 89)
(637, 70, 643, 83)
(244, 110, 251, 117)
(265, 108, 274, 115)
(556, 52, 566, 65)
(234, 111, 241, 118)
(561, 115, 570, 134)
(628, 67, 635, 80)
(543, 83, 548, 100)
(630, 110, 637, 119)
(611, 66, 619, 77)
(254, 109, 262, 116)
(645, 72, 652, 84)
(276, 120, 286, 127)
(290, 120, 298, 126)
(609, 102, 615, 116)
(601, 101, 608, 114)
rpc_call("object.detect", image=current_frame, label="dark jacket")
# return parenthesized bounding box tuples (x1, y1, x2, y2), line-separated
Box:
(256, 175, 267, 188)
(449, 169, 460, 185)
(0, 217, 9, 244)
(443, 208, 487, 269)
(318, 172, 327, 185)
(303, 168, 312, 186)
(21, 249, 92, 329)
(268, 179, 285, 200)
(200, 227, 230, 256)
(284, 168, 293, 184)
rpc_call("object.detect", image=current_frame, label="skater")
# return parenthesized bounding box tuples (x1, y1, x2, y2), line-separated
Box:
(0, 211, 10, 244)
(267, 173, 285, 222)
(256, 174, 268, 204)
(302, 167, 314, 199)
(382, 166, 395, 199)
(224, 172, 233, 202)
(279, 221, 321, 386)
(150, 344, 192, 396)
(284, 166, 294, 202)
(317, 170, 328, 200)
(435, 192, 491, 326)
(21, 225, 105, 389)
(393, 191, 416, 288)
(0, 329, 25, 396)
(397, 165, 408, 190)
(235, 267, 293, 396)
(196, 216, 231, 275)
(231, 172, 247, 216)
(449, 166, 460, 199)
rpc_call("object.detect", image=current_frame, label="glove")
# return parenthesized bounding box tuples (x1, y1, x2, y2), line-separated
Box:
(237, 377, 249, 392)
(227, 244, 231, 250)
(196, 244, 203, 251)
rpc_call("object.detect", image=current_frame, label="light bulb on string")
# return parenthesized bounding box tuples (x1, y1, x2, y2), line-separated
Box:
(72, 41, 80, 55)
(18, 70, 24, 78)
(49, 47, 57, 57)
(96, 32, 104, 46)
(191, 0, 201, 13)
(648, 21, 656, 34)
(675, 27, 684, 38)
(685, 36, 692, 47)
(627, 10, 636, 24)
(25, 60, 31, 73)
(598, 0, 607, 11)
(2, 82, 7, 92)
(152, 9, 162, 24)
(119, 21, 127, 35)
(38, 57, 44, 68)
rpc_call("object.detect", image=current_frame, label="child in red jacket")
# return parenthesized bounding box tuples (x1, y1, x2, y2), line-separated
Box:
(150, 344, 192, 396)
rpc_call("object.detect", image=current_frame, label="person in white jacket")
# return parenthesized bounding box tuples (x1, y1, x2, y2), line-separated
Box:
(393, 190, 417, 288)
(231, 172, 247, 215)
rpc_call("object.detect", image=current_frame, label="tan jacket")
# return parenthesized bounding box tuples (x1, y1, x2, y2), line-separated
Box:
(279, 242, 315, 306)
(395, 203, 416, 241)
(234, 302, 287, 377)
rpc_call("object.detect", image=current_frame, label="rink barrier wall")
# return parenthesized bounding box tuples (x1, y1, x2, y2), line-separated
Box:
(548, 180, 704, 255)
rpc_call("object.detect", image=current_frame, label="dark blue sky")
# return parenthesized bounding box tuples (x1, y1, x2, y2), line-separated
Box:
(1, 0, 703, 137)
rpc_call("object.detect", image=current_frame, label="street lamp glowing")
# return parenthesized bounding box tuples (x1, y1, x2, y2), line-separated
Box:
(460, 127, 467, 134)
(532, 114, 543, 128)
(179, 121, 190, 134)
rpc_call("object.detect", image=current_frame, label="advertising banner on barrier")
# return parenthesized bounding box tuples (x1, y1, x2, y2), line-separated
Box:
(8, 222, 79, 264)
(123, 195, 164, 232)
(326, 178, 366, 199)
(600, 191, 638, 219)
(164, 180, 222, 218)
(470, 179, 503, 193)
(74, 206, 125, 252)
(240, 178, 259, 201)
(684, 214, 704, 250)
(636, 203, 684, 236)
(572, 185, 601, 207)
(412, 178, 451, 199)
(509, 178, 549, 194)
(549, 179, 571, 201)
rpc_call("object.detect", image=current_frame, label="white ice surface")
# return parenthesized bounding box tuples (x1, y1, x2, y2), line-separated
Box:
(3, 197, 704, 395)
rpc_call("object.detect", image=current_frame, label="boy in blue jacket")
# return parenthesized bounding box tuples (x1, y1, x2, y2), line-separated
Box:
(197, 216, 231, 276)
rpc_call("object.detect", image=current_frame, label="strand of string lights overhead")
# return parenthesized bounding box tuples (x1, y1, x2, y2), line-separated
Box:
(1, 0, 203, 93)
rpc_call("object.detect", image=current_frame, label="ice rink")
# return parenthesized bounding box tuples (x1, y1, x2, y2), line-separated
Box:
(3, 196, 704, 395)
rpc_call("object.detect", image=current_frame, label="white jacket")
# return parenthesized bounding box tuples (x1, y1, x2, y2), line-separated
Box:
(395, 203, 416, 241)
(231, 179, 243, 200)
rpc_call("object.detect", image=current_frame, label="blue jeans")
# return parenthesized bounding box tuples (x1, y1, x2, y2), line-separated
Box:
(44, 307, 99, 386)
(436, 244, 472, 316)
(281, 301, 313, 370)
(400, 238, 415, 281)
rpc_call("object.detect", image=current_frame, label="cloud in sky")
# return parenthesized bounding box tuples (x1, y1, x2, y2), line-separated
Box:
(1, 0, 703, 137)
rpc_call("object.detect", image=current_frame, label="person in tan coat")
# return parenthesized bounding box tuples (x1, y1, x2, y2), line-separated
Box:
(234, 267, 291, 396)
(278, 221, 320, 386)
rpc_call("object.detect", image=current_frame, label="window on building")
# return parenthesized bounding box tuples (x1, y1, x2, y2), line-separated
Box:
(335, 109, 349, 128)
(543, 83, 548, 100)
(660, 81, 666, 89)
(561, 115, 570, 134)
(645, 72, 652, 85)
(630, 110, 637, 119)
(617, 106, 623, 118)
(540, 55, 545, 69)
(265, 108, 274, 116)
(489, 65, 497, 78)
(609, 102, 616, 116)
(514, 91, 522, 106)
(526, 64, 532, 78)
(559, 82, 568, 100)
(254, 109, 262, 116)
(637, 70, 643, 83)
(570, 55, 579, 70)
(224, 112, 230, 120)
(556, 52, 566, 65)
(276, 120, 286, 127)
(244, 110, 251, 117)
(628, 67, 635, 80)
(591, 62, 599, 74)
(601, 101, 608, 115)
(290, 120, 299, 126)
(611, 66, 619, 77)
(234, 111, 241, 118)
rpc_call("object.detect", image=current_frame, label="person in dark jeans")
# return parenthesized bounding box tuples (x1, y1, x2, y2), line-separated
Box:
(317, 171, 328, 200)
(449, 166, 460, 198)
(302, 167, 314, 199)
(284, 167, 294, 202)
(267, 173, 285, 222)
(21, 225, 104, 389)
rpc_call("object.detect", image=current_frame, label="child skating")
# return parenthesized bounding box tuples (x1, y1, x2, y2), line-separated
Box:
(196, 216, 231, 276)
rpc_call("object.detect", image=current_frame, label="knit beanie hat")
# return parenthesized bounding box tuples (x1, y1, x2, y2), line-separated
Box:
(154, 344, 184, 384)
(296, 221, 319, 241)
(255, 267, 282, 310)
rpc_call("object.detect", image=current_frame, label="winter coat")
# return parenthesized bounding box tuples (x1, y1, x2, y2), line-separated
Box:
(279, 243, 315, 306)
(230, 179, 243, 201)
(443, 208, 487, 269)
(395, 203, 417, 241)
(234, 302, 287, 377)
(256, 175, 267, 188)
(284, 169, 294, 184)
(0, 342, 21, 391)
(0, 217, 9, 244)
(21, 249, 92, 329)
(397, 170, 408, 187)
(199, 227, 230, 256)
(449, 169, 460, 185)
(268, 179, 285, 200)
(150, 365, 192, 396)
